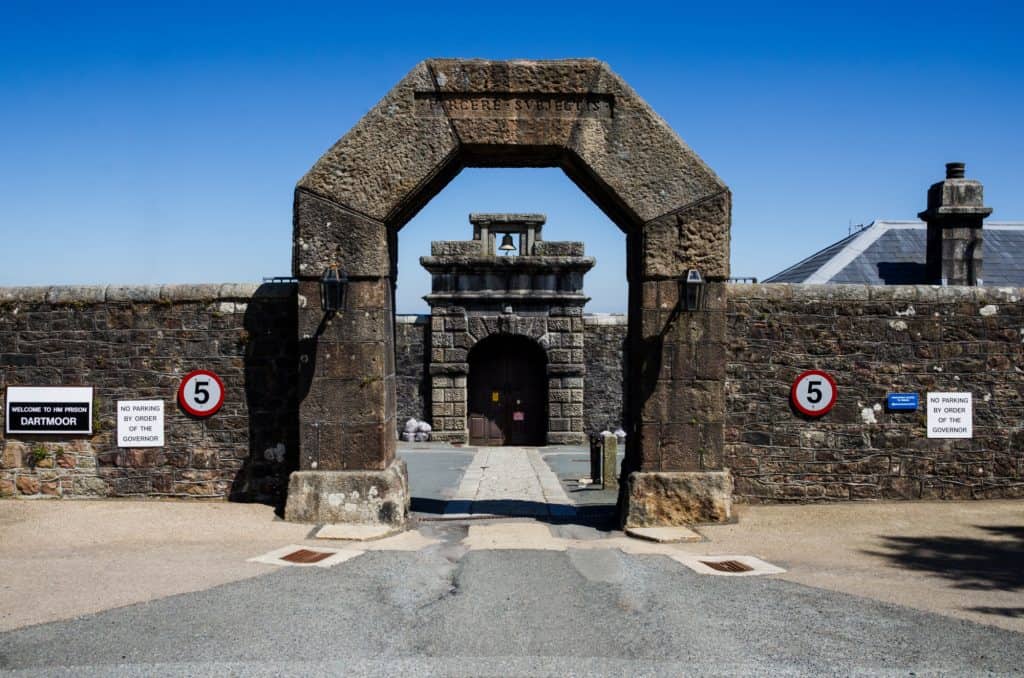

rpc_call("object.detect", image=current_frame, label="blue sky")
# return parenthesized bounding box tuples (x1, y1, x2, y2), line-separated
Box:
(1, 1, 1021, 312)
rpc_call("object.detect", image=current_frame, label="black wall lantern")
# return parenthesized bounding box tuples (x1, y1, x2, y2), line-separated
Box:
(679, 268, 705, 311)
(320, 266, 347, 313)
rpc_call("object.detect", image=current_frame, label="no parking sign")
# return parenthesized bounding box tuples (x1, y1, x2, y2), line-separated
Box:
(178, 370, 225, 417)
(790, 370, 837, 417)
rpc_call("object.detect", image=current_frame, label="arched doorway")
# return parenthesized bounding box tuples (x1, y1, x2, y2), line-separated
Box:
(287, 58, 733, 529)
(467, 335, 547, 446)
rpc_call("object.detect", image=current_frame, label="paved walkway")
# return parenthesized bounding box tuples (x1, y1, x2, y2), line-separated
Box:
(443, 447, 576, 519)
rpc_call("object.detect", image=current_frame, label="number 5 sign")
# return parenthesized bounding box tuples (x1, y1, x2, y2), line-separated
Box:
(178, 370, 225, 417)
(791, 370, 837, 417)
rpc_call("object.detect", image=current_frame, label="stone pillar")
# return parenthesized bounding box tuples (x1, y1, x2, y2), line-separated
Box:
(546, 366, 585, 445)
(635, 279, 729, 473)
(285, 190, 408, 527)
(427, 306, 470, 444)
(623, 279, 732, 525)
(621, 193, 733, 527)
(919, 162, 992, 286)
(429, 367, 469, 444)
(545, 305, 587, 445)
(601, 432, 619, 489)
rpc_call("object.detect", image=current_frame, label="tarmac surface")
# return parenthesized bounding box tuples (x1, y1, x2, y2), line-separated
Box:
(2, 444, 1024, 676)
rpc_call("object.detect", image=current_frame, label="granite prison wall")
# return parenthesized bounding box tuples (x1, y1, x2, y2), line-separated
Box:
(725, 284, 1024, 502)
(395, 315, 429, 429)
(0, 284, 298, 502)
(582, 315, 628, 434)
(4, 282, 1023, 506)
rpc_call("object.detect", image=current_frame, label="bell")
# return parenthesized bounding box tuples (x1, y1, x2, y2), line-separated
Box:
(498, 233, 516, 253)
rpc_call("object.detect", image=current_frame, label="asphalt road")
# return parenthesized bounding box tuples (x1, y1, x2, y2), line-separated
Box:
(2, 526, 1022, 677)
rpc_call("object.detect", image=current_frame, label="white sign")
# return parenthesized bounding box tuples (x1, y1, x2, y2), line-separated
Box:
(927, 392, 973, 439)
(5, 386, 93, 435)
(117, 400, 165, 447)
(178, 370, 225, 417)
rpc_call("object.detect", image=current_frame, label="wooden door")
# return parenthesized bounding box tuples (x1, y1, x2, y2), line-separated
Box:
(467, 336, 545, 446)
(468, 372, 504, 446)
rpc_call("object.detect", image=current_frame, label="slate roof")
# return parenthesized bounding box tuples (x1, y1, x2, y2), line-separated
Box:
(765, 221, 1024, 285)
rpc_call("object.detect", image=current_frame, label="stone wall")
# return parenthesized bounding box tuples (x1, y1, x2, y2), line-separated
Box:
(725, 284, 1024, 502)
(5, 282, 1024, 505)
(582, 315, 627, 434)
(0, 284, 298, 502)
(395, 315, 429, 428)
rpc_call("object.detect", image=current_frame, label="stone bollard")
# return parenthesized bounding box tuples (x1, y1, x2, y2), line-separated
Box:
(588, 435, 602, 484)
(601, 432, 619, 489)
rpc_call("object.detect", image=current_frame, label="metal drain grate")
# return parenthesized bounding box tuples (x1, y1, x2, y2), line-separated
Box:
(700, 559, 753, 573)
(280, 549, 333, 564)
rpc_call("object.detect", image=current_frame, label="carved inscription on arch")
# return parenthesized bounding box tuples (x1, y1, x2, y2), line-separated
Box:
(415, 92, 613, 119)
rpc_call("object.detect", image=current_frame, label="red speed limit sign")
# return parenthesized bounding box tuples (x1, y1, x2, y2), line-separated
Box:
(791, 370, 837, 417)
(178, 370, 225, 417)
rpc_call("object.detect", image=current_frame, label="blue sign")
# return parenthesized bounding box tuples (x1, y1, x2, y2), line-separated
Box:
(887, 393, 919, 411)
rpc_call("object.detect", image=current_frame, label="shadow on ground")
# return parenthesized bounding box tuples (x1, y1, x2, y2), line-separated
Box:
(410, 497, 617, 529)
(865, 525, 1024, 618)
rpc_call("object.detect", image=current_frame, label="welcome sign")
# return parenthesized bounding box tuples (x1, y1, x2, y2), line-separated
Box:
(4, 386, 93, 435)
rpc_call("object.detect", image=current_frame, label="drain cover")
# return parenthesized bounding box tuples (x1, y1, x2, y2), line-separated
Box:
(700, 559, 753, 573)
(249, 544, 364, 568)
(280, 549, 333, 564)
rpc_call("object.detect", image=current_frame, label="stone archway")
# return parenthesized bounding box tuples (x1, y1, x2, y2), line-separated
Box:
(285, 59, 733, 528)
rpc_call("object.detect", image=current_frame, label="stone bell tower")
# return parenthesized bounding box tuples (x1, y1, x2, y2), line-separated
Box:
(421, 213, 595, 446)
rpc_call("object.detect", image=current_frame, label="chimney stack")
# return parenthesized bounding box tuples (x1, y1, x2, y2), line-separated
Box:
(918, 162, 992, 286)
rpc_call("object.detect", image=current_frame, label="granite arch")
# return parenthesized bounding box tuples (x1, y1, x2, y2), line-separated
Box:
(287, 59, 732, 528)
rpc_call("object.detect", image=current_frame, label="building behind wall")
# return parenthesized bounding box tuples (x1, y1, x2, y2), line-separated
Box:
(767, 163, 1024, 285)
(418, 213, 597, 445)
(396, 312, 628, 441)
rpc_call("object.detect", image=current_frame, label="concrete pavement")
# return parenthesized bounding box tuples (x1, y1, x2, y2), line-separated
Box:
(2, 497, 1023, 634)
(2, 445, 1024, 674)
(398, 444, 621, 520)
(442, 447, 576, 518)
(2, 534, 1023, 676)
(697, 500, 1024, 633)
(0, 500, 313, 632)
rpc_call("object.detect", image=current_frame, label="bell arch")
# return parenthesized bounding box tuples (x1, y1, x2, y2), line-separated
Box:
(286, 59, 732, 528)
